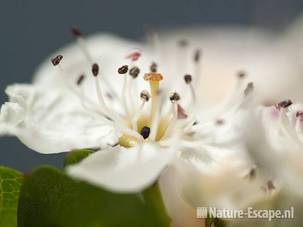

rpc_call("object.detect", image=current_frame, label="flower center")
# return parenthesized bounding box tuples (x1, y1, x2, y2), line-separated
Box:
(118, 72, 175, 147)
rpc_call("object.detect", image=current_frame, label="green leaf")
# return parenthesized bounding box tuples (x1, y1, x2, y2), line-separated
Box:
(0, 166, 23, 227)
(205, 215, 226, 227)
(64, 149, 93, 167)
(142, 183, 170, 225)
(18, 166, 170, 227)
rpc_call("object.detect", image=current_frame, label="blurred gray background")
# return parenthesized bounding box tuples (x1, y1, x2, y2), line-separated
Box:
(1, 0, 303, 172)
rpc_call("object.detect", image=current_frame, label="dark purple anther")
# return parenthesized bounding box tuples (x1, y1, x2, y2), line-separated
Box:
(92, 63, 99, 77)
(51, 55, 63, 66)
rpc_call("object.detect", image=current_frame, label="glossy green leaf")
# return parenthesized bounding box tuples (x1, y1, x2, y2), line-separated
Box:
(0, 166, 23, 227)
(64, 149, 93, 167)
(18, 166, 170, 227)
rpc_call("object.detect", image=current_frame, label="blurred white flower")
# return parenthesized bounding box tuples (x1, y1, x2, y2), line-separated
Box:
(261, 100, 303, 197)
(158, 27, 303, 106)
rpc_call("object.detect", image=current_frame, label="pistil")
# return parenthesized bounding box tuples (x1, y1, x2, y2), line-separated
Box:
(144, 72, 163, 126)
(144, 72, 163, 140)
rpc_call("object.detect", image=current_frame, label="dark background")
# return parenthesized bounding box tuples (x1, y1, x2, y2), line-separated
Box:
(1, 0, 302, 171)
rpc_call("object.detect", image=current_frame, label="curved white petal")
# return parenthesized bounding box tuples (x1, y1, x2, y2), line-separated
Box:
(0, 84, 118, 154)
(67, 142, 174, 193)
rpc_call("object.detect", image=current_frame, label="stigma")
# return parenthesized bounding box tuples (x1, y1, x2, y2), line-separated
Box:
(144, 72, 163, 82)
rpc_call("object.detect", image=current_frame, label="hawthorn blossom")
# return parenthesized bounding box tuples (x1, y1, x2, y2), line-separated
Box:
(3, 30, 296, 227)
(261, 100, 303, 197)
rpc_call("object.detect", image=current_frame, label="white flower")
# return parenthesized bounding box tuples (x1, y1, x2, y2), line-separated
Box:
(260, 100, 303, 197)
(0, 29, 257, 196)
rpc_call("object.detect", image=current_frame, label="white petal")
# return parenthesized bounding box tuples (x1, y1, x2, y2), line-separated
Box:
(159, 166, 203, 227)
(160, 27, 302, 107)
(0, 84, 118, 154)
(176, 108, 277, 209)
(261, 104, 303, 198)
(33, 34, 153, 111)
(0, 102, 25, 135)
(176, 153, 268, 209)
(67, 142, 174, 193)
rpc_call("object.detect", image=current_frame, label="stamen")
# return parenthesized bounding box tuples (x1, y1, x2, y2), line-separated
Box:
(140, 90, 151, 102)
(184, 74, 192, 84)
(163, 92, 192, 138)
(91, 63, 106, 106)
(92, 63, 99, 76)
(247, 168, 257, 180)
(193, 49, 201, 63)
(140, 126, 151, 139)
(50, 57, 113, 123)
(184, 74, 196, 105)
(215, 118, 225, 126)
(193, 49, 202, 87)
(118, 65, 129, 74)
(71, 27, 83, 37)
(215, 71, 248, 115)
(119, 65, 130, 115)
(71, 26, 119, 100)
(50, 52, 141, 143)
(150, 62, 158, 73)
(278, 109, 303, 149)
(236, 82, 254, 109)
(125, 53, 140, 110)
(51, 55, 63, 66)
(126, 50, 141, 61)
(169, 92, 181, 102)
(244, 82, 254, 96)
(162, 92, 182, 139)
(131, 90, 150, 131)
(126, 65, 139, 111)
(129, 66, 140, 78)
(276, 99, 292, 109)
(295, 112, 303, 132)
(296, 111, 303, 119)
(71, 27, 93, 63)
(178, 39, 189, 47)
(237, 70, 246, 79)
(76, 74, 85, 86)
